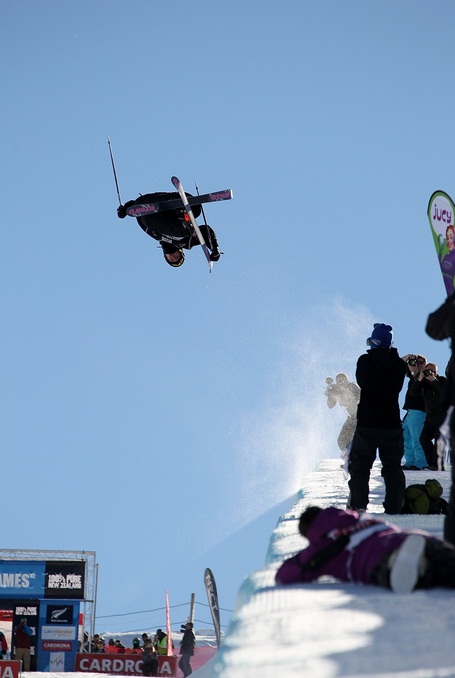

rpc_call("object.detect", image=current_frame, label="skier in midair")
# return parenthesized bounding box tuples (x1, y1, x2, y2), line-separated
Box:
(117, 191, 221, 268)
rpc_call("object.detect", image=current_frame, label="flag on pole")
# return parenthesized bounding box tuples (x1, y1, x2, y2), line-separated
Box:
(427, 190, 455, 296)
(204, 568, 221, 650)
(165, 590, 173, 655)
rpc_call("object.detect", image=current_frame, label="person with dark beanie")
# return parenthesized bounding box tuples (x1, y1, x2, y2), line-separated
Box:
(347, 323, 407, 513)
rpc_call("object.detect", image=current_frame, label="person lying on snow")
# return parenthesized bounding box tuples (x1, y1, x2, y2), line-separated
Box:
(117, 191, 220, 267)
(275, 506, 455, 593)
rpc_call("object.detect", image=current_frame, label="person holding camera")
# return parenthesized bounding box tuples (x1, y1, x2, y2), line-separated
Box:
(408, 362, 448, 470)
(178, 622, 195, 677)
(401, 354, 428, 469)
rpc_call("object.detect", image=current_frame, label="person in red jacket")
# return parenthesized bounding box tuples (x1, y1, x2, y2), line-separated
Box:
(13, 618, 33, 670)
(0, 630, 8, 658)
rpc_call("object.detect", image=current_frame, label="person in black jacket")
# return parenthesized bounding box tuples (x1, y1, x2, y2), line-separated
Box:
(401, 354, 428, 469)
(408, 362, 448, 470)
(348, 323, 407, 514)
(178, 622, 195, 677)
(426, 291, 455, 543)
(117, 192, 220, 267)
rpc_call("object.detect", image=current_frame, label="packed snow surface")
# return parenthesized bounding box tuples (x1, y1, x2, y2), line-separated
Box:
(22, 460, 455, 677)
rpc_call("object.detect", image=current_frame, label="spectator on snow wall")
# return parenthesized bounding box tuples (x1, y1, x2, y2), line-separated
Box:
(347, 323, 406, 514)
(408, 362, 448, 470)
(275, 506, 455, 593)
(425, 291, 455, 544)
(401, 354, 428, 469)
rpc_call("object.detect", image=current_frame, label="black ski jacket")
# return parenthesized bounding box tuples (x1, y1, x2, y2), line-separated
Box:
(402, 371, 426, 412)
(179, 629, 195, 656)
(408, 376, 449, 428)
(355, 348, 406, 429)
(119, 192, 218, 253)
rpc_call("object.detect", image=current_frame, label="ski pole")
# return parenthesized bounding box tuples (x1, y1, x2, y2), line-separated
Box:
(195, 181, 208, 225)
(108, 136, 122, 206)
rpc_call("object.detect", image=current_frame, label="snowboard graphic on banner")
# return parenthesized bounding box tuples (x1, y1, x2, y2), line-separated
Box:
(427, 190, 455, 296)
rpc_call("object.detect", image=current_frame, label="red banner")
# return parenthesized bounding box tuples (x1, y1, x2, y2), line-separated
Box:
(75, 653, 177, 677)
(0, 661, 21, 678)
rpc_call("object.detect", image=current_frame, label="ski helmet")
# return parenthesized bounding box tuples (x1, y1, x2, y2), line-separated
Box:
(163, 249, 185, 267)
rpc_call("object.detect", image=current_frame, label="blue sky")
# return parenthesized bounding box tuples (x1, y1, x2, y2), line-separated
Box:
(2, 0, 455, 634)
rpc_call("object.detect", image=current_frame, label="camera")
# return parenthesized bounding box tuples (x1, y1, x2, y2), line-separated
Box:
(180, 624, 187, 632)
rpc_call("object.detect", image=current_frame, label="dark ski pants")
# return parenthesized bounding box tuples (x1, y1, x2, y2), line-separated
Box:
(444, 413, 455, 545)
(419, 420, 439, 468)
(348, 426, 405, 514)
(417, 538, 455, 588)
(178, 654, 193, 677)
(371, 537, 455, 590)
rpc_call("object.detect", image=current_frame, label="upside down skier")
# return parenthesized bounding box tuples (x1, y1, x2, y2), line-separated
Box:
(117, 191, 221, 268)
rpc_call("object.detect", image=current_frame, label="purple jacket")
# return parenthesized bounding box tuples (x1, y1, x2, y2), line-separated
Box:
(275, 508, 411, 586)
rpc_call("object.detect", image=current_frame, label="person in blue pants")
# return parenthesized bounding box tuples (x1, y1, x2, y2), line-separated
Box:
(402, 354, 428, 469)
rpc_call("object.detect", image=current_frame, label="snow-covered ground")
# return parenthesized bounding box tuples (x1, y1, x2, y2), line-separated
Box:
(20, 459, 455, 677)
(195, 459, 455, 677)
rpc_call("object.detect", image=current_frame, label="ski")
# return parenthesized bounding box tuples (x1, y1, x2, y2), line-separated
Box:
(126, 188, 233, 218)
(171, 176, 213, 271)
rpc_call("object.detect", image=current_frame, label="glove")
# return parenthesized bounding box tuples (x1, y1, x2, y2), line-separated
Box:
(210, 249, 221, 262)
(117, 204, 127, 219)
